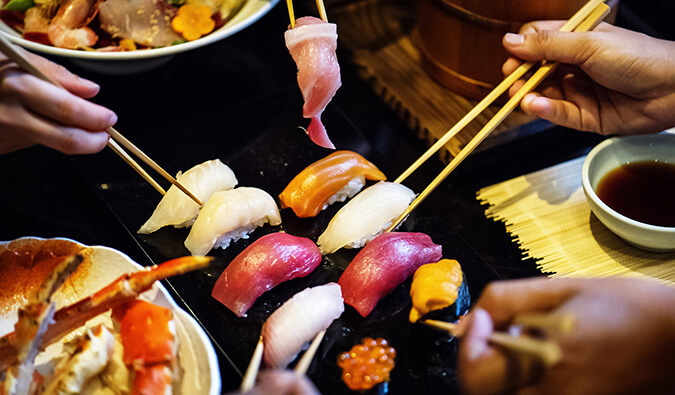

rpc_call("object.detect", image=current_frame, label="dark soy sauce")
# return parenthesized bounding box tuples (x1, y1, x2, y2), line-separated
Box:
(596, 161, 675, 227)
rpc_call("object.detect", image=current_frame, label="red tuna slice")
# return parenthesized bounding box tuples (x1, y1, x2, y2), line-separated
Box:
(285, 16, 341, 149)
(211, 233, 322, 317)
(338, 232, 443, 317)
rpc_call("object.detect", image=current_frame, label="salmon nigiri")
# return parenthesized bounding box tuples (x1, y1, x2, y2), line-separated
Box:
(279, 151, 386, 218)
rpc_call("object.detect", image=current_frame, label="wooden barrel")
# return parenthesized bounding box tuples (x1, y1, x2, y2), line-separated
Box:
(416, 0, 611, 99)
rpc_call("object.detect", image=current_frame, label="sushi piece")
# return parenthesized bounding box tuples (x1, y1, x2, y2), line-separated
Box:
(262, 283, 344, 369)
(184, 187, 282, 256)
(409, 259, 463, 323)
(211, 233, 322, 317)
(138, 159, 238, 234)
(317, 182, 415, 254)
(285, 16, 341, 149)
(338, 232, 443, 317)
(279, 151, 387, 218)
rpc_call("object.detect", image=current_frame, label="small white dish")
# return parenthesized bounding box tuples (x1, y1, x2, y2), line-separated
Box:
(582, 133, 675, 252)
(0, 237, 221, 394)
(0, 0, 279, 74)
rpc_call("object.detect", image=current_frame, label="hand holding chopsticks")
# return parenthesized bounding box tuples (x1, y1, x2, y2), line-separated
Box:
(0, 34, 202, 206)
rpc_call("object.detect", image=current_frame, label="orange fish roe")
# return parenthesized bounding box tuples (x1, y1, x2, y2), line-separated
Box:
(337, 337, 396, 391)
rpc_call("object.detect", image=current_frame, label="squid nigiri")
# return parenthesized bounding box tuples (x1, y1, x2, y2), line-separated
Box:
(211, 233, 322, 317)
(279, 151, 386, 218)
(285, 16, 341, 149)
(138, 159, 238, 234)
(317, 182, 415, 254)
(409, 259, 463, 323)
(184, 187, 282, 256)
(338, 232, 443, 317)
(262, 283, 344, 369)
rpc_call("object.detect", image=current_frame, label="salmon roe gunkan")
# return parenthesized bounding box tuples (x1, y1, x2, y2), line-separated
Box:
(337, 337, 396, 391)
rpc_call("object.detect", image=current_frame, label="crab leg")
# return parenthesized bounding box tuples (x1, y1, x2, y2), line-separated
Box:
(0, 255, 212, 372)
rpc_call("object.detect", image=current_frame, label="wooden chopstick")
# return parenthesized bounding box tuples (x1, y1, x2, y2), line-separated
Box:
(393, 0, 608, 185)
(386, 2, 610, 232)
(422, 319, 563, 367)
(0, 34, 202, 206)
(240, 336, 264, 392)
(286, 0, 329, 29)
(294, 329, 326, 375)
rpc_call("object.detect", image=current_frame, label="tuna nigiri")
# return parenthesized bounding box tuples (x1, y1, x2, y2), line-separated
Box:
(338, 232, 443, 317)
(184, 187, 282, 256)
(211, 233, 322, 317)
(138, 159, 238, 234)
(279, 151, 386, 218)
(285, 16, 341, 149)
(262, 283, 344, 369)
(317, 182, 415, 254)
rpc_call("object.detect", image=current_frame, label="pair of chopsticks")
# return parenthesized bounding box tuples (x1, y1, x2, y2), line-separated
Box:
(385, 0, 611, 232)
(286, 0, 328, 28)
(422, 312, 576, 367)
(240, 330, 326, 392)
(0, 34, 203, 206)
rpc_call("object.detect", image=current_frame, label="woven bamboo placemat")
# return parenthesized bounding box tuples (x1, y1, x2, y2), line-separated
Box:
(325, 0, 539, 163)
(477, 156, 675, 285)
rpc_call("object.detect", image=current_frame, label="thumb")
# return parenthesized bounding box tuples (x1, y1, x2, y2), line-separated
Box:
(503, 30, 596, 66)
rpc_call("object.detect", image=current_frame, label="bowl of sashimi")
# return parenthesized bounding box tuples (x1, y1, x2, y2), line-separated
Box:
(0, 0, 279, 74)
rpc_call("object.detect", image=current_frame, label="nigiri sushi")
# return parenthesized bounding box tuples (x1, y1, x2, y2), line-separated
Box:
(138, 159, 237, 234)
(211, 233, 322, 317)
(317, 182, 415, 254)
(279, 151, 386, 218)
(184, 187, 282, 256)
(262, 283, 344, 369)
(285, 16, 341, 149)
(338, 232, 443, 317)
(409, 259, 463, 323)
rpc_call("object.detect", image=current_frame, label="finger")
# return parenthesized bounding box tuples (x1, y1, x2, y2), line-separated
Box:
(518, 20, 614, 35)
(22, 49, 100, 98)
(475, 278, 584, 327)
(7, 71, 117, 132)
(503, 29, 600, 66)
(502, 56, 522, 76)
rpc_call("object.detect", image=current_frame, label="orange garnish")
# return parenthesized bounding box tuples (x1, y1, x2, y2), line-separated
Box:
(337, 337, 396, 391)
(171, 4, 215, 41)
(119, 39, 137, 51)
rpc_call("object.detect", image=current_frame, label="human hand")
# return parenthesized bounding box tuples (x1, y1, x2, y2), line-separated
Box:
(502, 21, 675, 135)
(458, 277, 675, 395)
(0, 47, 116, 155)
(231, 370, 320, 395)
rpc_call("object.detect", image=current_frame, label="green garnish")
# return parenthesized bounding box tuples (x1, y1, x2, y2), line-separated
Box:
(3, 0, 35, 12)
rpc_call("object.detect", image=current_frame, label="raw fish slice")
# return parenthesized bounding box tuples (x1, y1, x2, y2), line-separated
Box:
(285, 16, 341, 149)
(279, 151, 386, 218)
(99, 0, 182, 47)
(211, 233, 322, 317)
(138, 159, 238, 234)
(262, 283, 344, 368)
(317, 182, 415, 254)
(184, 187, 281, 256)
(338, 232, 443, 317)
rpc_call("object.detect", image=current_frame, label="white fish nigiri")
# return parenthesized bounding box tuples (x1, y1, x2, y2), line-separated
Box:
(262, 283, 344, 369)
(138, 159, 238, 234)
(317, 181, 415, 254)
(184, 187, 282, 256)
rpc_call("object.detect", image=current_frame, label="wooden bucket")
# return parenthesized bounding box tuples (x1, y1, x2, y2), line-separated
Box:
(416, 0, 611, 99)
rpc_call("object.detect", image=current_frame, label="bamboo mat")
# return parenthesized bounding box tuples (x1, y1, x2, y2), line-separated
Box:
(477, 156, 675, 285)
(324, 0, 538, 163)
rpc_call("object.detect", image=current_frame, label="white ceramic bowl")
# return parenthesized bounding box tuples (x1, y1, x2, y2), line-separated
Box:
(0, 0, 278, 74)
(582, 133, 675, 252)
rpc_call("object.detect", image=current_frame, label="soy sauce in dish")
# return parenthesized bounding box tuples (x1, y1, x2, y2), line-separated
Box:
(595, 161, 675, 227)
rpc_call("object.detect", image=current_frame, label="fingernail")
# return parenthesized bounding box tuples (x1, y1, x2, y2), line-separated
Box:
(108, 113, 118, 127)
(81, 78, 100, 90)
(505, 33, 525, 46)
(532, 96, 554, 116)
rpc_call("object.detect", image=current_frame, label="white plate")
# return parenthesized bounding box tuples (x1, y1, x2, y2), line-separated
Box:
(0, 237, 221, 395)
(0, 0, 280, 74)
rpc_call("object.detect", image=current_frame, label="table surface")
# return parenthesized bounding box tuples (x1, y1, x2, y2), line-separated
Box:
(0, 1, 670, 393)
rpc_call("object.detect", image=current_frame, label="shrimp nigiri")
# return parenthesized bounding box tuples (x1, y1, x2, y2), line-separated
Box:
(317, 182, 415, 254)
(338, 232, 443, 317)
(211, 233, 322, 317)
(138, 159, 238, 234)
(262, 283, 344, 369)
(184, 187, 282, 256)
(279, 151, 386, 218)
